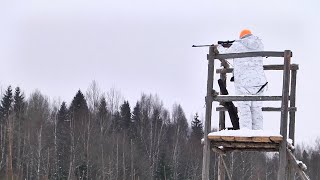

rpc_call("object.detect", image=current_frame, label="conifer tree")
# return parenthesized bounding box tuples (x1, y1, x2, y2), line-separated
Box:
(0, 86, 14, 179)
(56, 102, 70, 179)
(155, 153, 173, 180)
(120, 101, 131, 130)
(98, 98, 108, 120)
(131, 102, 141, 137)
(132, 102, 141, 124)
(0, 86, 13, 119)
(70, 90, 89, 116)
(98, 97, 109, 131)
(97, 97, 110, 179)
(13, 86, 25, 177)
(190, 113, 203, 141)
(112, 111, 121, 131)
(69, 90, 89, 179)
(13, 87, 25, 116)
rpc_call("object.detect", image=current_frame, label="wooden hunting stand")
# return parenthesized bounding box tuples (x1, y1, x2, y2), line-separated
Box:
(201, 47, 310, 180)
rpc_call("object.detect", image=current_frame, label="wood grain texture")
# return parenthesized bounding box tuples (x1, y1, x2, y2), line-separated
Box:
(216, 106, 297, 112)
(209, 51, 291, 60)
(213, 95, 285, 102)
(216, 64, 299, 73)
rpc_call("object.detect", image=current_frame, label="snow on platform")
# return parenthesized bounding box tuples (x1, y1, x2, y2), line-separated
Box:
(208, 129, 283, 143)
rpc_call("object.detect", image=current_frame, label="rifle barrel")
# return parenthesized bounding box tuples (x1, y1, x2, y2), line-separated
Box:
(192, 40, 235, 48)
(192, 45, 213, 47)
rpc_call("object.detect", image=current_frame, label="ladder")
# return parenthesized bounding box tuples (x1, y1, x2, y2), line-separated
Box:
(201, 47, 310, 180)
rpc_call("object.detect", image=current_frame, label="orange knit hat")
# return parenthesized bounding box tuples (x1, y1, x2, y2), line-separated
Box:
(239, 29, 252, 39)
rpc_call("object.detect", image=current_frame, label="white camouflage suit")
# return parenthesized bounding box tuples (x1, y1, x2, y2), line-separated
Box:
(218, 35, 267, 130)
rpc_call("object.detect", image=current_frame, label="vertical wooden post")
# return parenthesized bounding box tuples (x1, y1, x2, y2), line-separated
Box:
(219, 71, 226, 130)
(218, 67, 226, 180)
(289, 70, 297, 144)
(288, 69, 297, 180)
(202, 47, 215, 180)
(278, 50, 291, 180)
(218, 156, 225, 180)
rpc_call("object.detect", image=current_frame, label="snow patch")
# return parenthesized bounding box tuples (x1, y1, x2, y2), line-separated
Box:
(287, 138, 295, 150)
(296, 160, 307, 171)
(208, 129, 282, 137)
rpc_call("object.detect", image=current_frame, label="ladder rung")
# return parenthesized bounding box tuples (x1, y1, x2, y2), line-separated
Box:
(216, 64, 299, 74)
(213, 95, 285, 102)
(216, 106, 297, 112)
(211, 142, 280, 152)
(208, 51, 291, 60)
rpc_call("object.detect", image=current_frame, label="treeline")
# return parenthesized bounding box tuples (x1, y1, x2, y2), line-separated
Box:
(0, 82, 319, 180)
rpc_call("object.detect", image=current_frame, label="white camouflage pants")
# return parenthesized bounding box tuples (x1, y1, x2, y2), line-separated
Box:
(235, 86, 264, 130)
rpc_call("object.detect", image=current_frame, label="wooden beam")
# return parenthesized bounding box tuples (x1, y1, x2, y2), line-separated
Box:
(216, 64, 299, 73)
(211, 147, 226, 156)
(217, 62, 226, 180)
(218, 156, 225, 180)
(208, 135, 283, 143)
(208, 51, 291, 60)
(211, 141, 279, 150)
(221, 156, 232, 180)
(278, 50, 291, 180)
(287, 149, 311, 180)
(221, 147, 279, 152)
(216, 106, 297, 112)
(288, 69, 298, 180)
(289, 70, 297, 145)
(202, 46, 215, 180)
(213, 95, 284, 102)
(219, 71, 227, 131)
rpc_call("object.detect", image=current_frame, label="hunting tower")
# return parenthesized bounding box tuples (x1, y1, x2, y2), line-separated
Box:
(201, 47, 310, 180)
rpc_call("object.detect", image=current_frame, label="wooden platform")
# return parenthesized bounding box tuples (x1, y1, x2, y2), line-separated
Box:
(208, 130, 283, 152)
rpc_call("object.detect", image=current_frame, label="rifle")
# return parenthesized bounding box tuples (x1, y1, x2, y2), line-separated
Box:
(192, 40, 235, 79)
(192, 40, 235, 48)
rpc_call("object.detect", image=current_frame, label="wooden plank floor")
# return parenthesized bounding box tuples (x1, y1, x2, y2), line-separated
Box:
(208, 134, 283, 143)
(208, 130, 283, 152)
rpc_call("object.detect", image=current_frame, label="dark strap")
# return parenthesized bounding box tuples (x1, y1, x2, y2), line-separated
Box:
(257, 82, 268, 94)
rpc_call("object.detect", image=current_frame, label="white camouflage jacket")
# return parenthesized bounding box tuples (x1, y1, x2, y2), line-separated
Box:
(217, 35, 267, 89)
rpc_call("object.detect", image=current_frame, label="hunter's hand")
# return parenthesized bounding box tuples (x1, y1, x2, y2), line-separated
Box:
(213, 45, 219, 54)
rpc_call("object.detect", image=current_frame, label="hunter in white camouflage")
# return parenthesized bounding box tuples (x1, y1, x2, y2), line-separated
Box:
(217, 29, 267, 130)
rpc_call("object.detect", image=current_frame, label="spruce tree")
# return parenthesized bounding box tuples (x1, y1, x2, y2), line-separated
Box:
(155, 153, 173, 180)
(1, 86, 14, 180)
(70, 90, 89, 115)
(112, 110, 121, 131)
(13, 87, 25, 175)
(13, 87, 25, 116)
(132, 102, 141, 124)
(69, 90, 89, 178)
(190, 113, 203, 141)
(0, 86, 14, 176)
(98, 97, 109, 130)
(0, 86, 13, 119)
(98, 97, 108, 121)
(69, 90, 89, 126)
(131, 102, 141, 138)
(120, 101, 131, 130)
(57, 102, 70, 180)
(97, 97, 109, 179)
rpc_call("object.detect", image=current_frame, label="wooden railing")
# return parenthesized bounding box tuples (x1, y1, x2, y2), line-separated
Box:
(202, 48, 301, 180)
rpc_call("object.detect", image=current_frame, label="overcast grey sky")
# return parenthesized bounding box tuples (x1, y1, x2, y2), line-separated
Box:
(0, 0, 319, 145)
